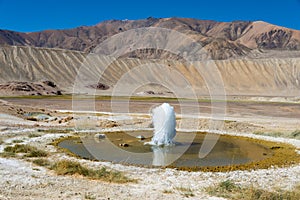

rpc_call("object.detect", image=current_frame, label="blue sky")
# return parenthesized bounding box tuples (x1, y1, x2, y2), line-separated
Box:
(0, 0, 300, 32)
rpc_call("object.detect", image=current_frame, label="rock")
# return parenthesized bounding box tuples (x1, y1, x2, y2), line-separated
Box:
(24, 112, 51, 121)
(26, 117, 37, 121)
(62, 116, 73, 123)
(119, 143, 129, 147)
(270, 146, 281, 150)
(136, 135, 145, 140)
(148, 123, 154, 128)
(42, 80, 56, 88)
(86, 83, 109, 90)
(0, 81, 62, 96)
(99, 120, 119, 128)
(0, 127, 8, 131)
(35, 114, 51, 121)
(145, 91, 155, 95)
(95, 134, 106, 139)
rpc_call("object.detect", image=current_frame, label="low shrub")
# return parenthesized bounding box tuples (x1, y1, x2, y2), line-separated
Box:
(32, 158, 50, 166)
(50, 160, 133, 183)
(4, 144, 48, 157)
(206, 180, 300, 200)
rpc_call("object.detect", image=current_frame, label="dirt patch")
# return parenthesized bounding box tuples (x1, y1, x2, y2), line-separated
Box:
(86, 82, 109, 90)
(0, 81, 62, 96)
(1, 97, 300, 199)
(98, 120, 119, 128)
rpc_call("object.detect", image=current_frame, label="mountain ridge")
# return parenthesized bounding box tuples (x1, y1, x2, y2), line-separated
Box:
(1, 17, 300, 60)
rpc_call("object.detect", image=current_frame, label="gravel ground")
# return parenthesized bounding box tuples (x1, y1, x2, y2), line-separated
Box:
(0, 99, 300, 199)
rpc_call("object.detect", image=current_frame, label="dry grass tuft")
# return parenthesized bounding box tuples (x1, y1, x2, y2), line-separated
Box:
(50, 160, 134, 183)
(206, 180, 300, 200)
(32, 158, 50, 166)
(28, 133, 41, 138)
(12, 139, 24, 143)
(3, 144, 48, 157)
(176, 186, 194, 197)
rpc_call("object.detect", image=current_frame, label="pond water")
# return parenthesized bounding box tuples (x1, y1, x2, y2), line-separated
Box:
(59, 131, 272, 168)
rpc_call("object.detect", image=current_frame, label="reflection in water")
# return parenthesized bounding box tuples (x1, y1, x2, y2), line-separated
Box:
(152, 146, 176, 166)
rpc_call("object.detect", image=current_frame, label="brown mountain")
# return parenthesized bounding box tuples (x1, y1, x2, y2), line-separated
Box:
(1, 18, 300, 59)
(0, 45, 299, 97)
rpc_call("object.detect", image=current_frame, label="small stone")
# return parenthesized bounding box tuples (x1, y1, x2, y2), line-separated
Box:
(136, 135, 145, 140)
(119, 143, 129, 147)
(148, 123, 154, 128)
(98, 134, 105, 139)
(95, 134, 106, 139)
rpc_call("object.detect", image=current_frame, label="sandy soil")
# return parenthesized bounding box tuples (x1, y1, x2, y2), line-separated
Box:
(0, 97, 300, 199)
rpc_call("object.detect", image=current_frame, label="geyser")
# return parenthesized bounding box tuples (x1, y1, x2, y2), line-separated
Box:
(147, 103, 176, 146)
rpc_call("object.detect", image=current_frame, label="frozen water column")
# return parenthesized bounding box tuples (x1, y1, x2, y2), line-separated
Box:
(150, 103, 176, 146)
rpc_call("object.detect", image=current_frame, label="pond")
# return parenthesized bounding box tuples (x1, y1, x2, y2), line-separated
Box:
(58, 131, 272, 169)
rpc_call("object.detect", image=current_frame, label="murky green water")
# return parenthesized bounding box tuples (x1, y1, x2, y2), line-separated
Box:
(59, 131, 272, 167)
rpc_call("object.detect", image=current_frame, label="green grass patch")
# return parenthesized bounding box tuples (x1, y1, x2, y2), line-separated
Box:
(0, 151, 16, 158)
(3, 144, 48, 157)
(32, 158, 50, 166)
(0, 139, 3, 145)
(84, 192, 96, 200)
(219, 179, 239, 192)
(28, 133, 41, 138)
(206, 180, 300, 200)
(50, 160, 133, 183)
(37, 128, 73, 134)
(163, 189, 173, 194)
(175, 186, 194, 197)
(291, 130, 300, 138)
(26, 149, 48, 157)
(0, 95, 72, 100)
(254, 130, 300, 139)
(3, 95, 300, 106)
(12, 139, 24, 143)
(4, 144, 36, 153)
(224, 120, 237, 123)
(2, 94, 198, 104)
(253, 130, 283, 137)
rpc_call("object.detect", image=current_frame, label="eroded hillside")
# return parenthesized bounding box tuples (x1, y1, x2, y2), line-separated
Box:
(0, 46, 299, 97)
